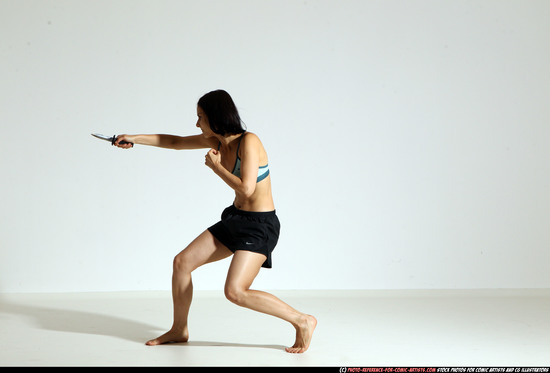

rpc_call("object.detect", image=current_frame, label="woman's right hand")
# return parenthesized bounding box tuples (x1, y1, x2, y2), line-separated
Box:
(113, 134, 135, 149)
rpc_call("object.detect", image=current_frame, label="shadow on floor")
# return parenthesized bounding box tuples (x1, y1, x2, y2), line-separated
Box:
(0, 297, 286, 351)
(169, 340, 286, 351)
(0, 298, 159, 343)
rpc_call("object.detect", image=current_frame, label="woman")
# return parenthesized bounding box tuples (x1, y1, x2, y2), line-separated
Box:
(114, 90, 316, 353)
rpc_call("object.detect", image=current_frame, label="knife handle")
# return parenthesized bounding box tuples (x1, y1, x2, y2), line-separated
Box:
(112, 135, 134, 147)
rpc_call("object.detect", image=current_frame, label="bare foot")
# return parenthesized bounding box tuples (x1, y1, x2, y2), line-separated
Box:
(285, 315, 317, 353)
(145, 327, 189, 346)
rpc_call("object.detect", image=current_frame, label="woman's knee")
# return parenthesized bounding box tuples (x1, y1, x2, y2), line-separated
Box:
(224, 282, 246, 305)
(173, 252, 192, 274)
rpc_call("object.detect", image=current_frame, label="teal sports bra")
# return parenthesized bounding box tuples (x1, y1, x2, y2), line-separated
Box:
(218, 132, 270, 183)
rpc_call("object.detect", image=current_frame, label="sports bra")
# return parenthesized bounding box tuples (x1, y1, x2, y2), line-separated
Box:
(218, 132, 270, 183)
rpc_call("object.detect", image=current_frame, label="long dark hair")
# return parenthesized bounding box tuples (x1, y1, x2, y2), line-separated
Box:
(197, 90, 246, 135)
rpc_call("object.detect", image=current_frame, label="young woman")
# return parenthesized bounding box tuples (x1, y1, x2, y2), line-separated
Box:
(114, 90, 316, 353)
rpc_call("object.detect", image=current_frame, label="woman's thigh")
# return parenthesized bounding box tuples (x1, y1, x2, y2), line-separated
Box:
(175, 230, 233, 272)
(225, 250, 266, 292)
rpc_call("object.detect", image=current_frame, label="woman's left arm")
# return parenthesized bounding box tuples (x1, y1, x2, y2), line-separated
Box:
(205, 134, 260, 197)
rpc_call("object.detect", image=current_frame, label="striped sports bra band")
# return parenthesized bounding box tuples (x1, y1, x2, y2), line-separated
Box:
(217, 132, 270, 183)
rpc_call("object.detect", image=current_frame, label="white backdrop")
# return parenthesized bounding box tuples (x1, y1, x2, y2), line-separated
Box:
(1, 0, 549, 293)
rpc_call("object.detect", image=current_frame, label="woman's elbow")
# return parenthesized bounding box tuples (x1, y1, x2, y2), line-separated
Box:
(240, 183, 256, 198)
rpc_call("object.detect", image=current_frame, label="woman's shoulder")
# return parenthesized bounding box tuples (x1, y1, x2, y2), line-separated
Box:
(239, 131, 266, 156)
(244, 131, 267, 142)
(241, 131, 262, 146)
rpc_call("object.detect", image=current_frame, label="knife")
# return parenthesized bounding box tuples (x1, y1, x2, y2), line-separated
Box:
(91, 133, 133, 146)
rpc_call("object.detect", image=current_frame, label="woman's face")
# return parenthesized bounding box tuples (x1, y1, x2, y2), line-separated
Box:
(196, 106, 213, 137)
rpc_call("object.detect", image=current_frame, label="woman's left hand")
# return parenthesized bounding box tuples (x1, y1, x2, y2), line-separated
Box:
(205, 149, 222, 171)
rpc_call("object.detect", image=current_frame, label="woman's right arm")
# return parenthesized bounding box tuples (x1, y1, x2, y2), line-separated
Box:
(114, 134, 216, 150)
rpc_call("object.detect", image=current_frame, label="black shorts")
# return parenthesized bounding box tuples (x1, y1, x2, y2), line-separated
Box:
(208, 204, 281, 268)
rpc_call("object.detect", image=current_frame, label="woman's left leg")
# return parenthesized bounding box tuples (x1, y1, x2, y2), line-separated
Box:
(224, 250, 317, 353)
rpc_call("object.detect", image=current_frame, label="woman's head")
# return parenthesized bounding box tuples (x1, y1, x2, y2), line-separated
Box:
(197, 90, 245, 136)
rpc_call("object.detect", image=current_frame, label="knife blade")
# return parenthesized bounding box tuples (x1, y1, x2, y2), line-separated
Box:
(91, 133, 133, 146)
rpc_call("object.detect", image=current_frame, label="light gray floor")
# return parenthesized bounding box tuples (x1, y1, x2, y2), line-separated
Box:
(0, 289, 549, 366)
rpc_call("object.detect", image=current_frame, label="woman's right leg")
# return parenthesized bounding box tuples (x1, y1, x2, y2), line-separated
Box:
(146, 230, 232, 345)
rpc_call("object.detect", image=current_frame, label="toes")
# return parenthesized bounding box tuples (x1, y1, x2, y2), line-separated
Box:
(285, 346, 306, 353)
